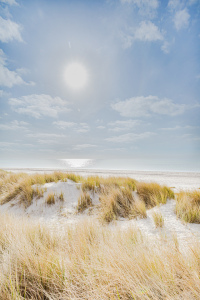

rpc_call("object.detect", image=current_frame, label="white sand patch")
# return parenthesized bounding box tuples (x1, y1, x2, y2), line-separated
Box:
(0, 180, 100, 230)
(114, 199, 200, 251)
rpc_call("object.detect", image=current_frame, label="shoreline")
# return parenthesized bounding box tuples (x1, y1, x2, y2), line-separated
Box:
(2, 167, 200, 175)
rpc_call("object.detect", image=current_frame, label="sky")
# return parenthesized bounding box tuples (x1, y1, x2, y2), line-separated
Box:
(0, 0, 200, 170)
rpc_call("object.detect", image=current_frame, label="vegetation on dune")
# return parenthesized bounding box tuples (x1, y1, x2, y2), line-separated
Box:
(77, 191, 92, 212)
(99, 186, 146, 222)
(58, 191, 64, 201)
(152, 211, 164, 228)
(175, 190, 200, 223)
(1, 215, 200, 299)
(136, 182, 174, 208)
(0, 171, 68, 206)
(46, 192, 56, 205)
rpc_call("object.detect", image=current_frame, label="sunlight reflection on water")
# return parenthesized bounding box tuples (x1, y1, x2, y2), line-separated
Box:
(60, 159, 94, 168)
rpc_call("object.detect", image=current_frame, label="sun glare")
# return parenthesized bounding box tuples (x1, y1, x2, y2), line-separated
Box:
(64, 62, 88, 90)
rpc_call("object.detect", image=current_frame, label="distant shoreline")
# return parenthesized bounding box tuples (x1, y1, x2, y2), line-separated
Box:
(2, 167, 200, 175)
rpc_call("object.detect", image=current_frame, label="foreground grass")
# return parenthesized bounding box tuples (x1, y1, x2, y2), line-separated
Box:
(0, 215, 200, 299)
(175, 190, 200, 223)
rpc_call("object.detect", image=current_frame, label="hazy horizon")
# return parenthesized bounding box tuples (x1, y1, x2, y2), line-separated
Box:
(0, 0, 200, 171)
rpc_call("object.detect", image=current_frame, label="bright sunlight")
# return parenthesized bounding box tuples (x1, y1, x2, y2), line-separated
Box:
(64, 62, 88, 90)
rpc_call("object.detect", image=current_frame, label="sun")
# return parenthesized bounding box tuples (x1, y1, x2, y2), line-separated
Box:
(64, 62, 88, 90)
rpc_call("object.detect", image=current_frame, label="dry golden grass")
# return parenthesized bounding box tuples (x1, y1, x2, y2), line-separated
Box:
(77, 191, 92, 212)
(152, 211, 164, 228)
(99, 187, 145, 222)
(0, 171, 69, 205)
(46, 192, 55, 205)
(175, 190, 200, 223)
(1, 215, 200, 299)
(66, 173, 83, 183)
(136, 182, 174, 208)
(59, 191, 64, 201)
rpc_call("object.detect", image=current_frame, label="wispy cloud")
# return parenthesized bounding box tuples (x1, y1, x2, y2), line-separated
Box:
(0, 49, 26, 87)
(108, 119, 140, 132)
(160, 125, 198, 131)
(53, 121, 90, 133)
(0, 0, 17, 5)
(121, 21, 163, 48)
(111, 95, 187, 117)
(26, 133, 65, 138)
(52, 121, 76, 129)
(121, 0, 159, 17)
(0, 16, 22, 43)
(74, 144, 97, 150)
(9, 94, 70, 118)
(174, 8, 190, 31)
(106, 132, 155, 143)
(97, 125, 105, 129)
(134, 21, 163, 41)
(0, 120, 29, 130)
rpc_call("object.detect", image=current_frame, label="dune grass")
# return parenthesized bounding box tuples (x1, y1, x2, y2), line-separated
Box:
(0, 171, 68, 205)
(46, 192, 56, 205)
(0, 171, 174, 220)
(99, 186, 146, 222)
(152, 211, 164, 228)
(1, 214, 200, 299)
(59, 191, 64, 201)
(175, 190, 200, 223)
(77, 191, 92, 212)
(136, 182, 174, 208)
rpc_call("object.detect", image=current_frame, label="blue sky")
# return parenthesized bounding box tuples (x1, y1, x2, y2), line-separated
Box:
(0, 0, 200, 168)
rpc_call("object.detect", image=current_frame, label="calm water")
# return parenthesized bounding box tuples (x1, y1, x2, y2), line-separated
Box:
(1, 157, 200, 173)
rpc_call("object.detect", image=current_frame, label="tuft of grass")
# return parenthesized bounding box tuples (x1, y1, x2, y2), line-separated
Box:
(66, 173, 83, 183)
(175, 190, 200, 223)
(99, 187, 143, 223)
(59, 191, 64, 201)
(33, 186, 44, 199)
(131, 200, 147, 219)
(82, 176, 101, 192)
(46, 192, 55, 205)
(136, 182, 174, 208)
(152, 211, 164, 228)
(77, 191, 92, 212)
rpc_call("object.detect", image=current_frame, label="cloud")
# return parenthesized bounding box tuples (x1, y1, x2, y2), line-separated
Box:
(108, 119, 140, 132)
(0, 0, 17, 5)
(0, 16, 22, 43)
(0, 120, 29, 130)
(121, 21, 163, 48)
(0, 49, 26, 87)
(168, 0, 180, 11)
(106, 132, 155, 143)
(121, 0, 159, 16)
(9, 94, 70, 118)
(111, 96, 186, 117)
(160, 125, 198, 130)
(174, 9, 190, 31)
(97, 125, 105, 129)
(134, 21, 163, 41)
(52, 121, 76, 129)
(74, 144, 97, 150)
(26, 133, 65, 139)
(53, 121, 90, 133)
